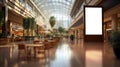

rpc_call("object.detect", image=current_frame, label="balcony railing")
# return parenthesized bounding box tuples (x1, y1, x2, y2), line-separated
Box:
(7, 0, 34, 17)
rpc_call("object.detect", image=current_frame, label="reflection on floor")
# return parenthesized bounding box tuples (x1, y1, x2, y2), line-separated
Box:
(0, 38, 120, 67)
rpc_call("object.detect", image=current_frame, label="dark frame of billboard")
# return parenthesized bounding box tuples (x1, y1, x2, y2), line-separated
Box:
(84, 6, 103, 42)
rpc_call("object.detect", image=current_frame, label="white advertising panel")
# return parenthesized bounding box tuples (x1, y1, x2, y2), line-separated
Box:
(85, 7, 102, 35)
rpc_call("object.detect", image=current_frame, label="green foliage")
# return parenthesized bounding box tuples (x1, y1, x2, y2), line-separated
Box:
(110, 30, 120, 48)
(30, 18, 36, 30)
(49, 16, 56, 28)
(0, 10, 4, 27)
(58, 26, 65, 34)
(23, 17, 36, 30)
(0, 10, 5, 37)
(23, 18, 28, 29)
(23, 17, 36, 36)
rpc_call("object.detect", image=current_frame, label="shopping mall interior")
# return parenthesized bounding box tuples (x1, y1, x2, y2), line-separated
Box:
(0, 0, 120, 67)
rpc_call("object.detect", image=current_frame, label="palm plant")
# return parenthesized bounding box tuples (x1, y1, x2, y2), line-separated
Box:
(23, 17, 29, 36)
(49, 16, 56, 28)
(23, 17, 36, 36)
(30, 18, 36, 36)
(23, 17, 36, 41)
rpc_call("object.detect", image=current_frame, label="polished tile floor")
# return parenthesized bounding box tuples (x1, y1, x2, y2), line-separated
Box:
(0, 38, 120, 67)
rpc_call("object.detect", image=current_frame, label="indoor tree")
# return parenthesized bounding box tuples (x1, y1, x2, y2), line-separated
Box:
(23, 17, 29, 36)
(23, 17, 36, 41)
(58, 26, 65, 35)
(30, 18, 36, 36)
(23, 17, 36, 36)
(49, 16, 56, 28)
(49, 16, 56, 38)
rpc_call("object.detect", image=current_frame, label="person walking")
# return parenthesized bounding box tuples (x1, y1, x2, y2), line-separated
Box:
(70, 34, 74, 43)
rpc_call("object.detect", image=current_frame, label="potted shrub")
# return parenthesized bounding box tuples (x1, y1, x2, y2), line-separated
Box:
(23, 17, 36, 41)
(110, 30, 120, 59)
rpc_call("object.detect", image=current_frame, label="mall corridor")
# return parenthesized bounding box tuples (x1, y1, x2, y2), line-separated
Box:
(0, 0, 120, 67)
(0, 38, 120, 67)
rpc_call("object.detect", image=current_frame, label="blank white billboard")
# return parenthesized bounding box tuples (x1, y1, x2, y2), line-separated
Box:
(85, 7, 102, 35)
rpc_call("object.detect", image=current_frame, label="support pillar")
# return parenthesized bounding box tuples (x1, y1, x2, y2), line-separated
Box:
(80, 29, 82, 39)
(80, 30, 83, 39)
(78, 29, 79, 39)
(78, 29, 80, 39)
(111, 14, 118, 31)
(75, 30, 76, 39)
(10, 22, 12, 36)
(3, 0, 8, 37)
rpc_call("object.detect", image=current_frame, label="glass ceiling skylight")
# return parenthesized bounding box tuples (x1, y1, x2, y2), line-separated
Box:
(33, 0, 75, 28)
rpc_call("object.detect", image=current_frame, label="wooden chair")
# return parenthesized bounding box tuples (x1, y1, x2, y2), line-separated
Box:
(44, 41, 51, 49)
(33, 40, 40, 44)
(43, 41, 52, 59)
(49, 40, 57, 48)
(18, 43, 26, 58)
(35, 45, 45, 58)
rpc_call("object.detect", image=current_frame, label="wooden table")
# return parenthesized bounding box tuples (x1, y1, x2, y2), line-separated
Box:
(26, 44, 44, 58)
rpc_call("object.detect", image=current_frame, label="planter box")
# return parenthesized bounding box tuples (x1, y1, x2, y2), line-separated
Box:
(113, 47, 120, 59)
(0, 38, 9, 45)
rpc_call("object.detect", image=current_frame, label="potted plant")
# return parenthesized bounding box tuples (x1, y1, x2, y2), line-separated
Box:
(23, 17, 36, 41)
(58, 26, 65, 36)
(110, 30, 120, 59)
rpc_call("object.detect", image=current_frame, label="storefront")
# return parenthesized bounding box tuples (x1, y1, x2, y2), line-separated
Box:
(8, 9, 23, 37)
